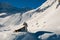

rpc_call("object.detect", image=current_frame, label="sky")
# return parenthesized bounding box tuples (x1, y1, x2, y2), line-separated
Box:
(0, 0, 46, 9)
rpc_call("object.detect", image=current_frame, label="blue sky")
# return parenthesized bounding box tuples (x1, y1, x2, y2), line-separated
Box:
(0, 0, 46, 8)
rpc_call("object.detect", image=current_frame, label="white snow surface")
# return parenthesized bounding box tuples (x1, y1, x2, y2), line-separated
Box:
(0, 0, 60, 40)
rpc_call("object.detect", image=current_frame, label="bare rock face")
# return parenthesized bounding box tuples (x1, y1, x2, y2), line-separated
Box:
(14, 22, 28, 32)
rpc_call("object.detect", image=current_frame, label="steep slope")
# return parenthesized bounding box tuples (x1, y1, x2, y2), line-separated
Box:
(0, 2, 34, 31)
(0, 0, 60, 40)
(5, 0, 59, 32)
(26, 0, 60, 34)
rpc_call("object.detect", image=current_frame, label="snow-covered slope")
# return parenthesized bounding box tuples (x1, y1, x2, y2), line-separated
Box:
(26, 0, 60, 34)
(25, 0, 56, 31)
(0, 7, 36, 31)
(0, 0, 60, 40)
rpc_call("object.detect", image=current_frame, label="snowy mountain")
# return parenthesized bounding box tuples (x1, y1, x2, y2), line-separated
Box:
(0, 2, 34, 31)
(0, 0, 60, 40)
(27, 0, 59, 33)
